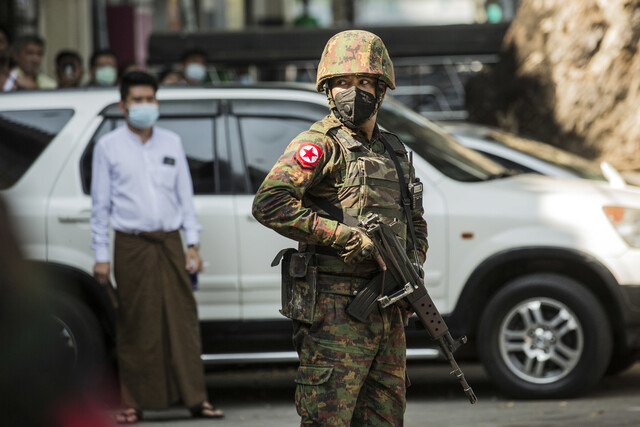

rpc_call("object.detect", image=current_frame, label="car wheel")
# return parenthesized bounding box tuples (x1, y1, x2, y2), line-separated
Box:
(50, 294, 107, 382)
(478, 273, 612, 398)
(605, 350, 639, 376)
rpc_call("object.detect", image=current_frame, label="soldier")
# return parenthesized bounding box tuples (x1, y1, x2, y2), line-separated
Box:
(252, 30, 428, 425)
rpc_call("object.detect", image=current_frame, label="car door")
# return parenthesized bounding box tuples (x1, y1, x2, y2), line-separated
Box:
(154, 101, 241, 321)
(226, 98, 328, 320)
(48, 99, 241, 321)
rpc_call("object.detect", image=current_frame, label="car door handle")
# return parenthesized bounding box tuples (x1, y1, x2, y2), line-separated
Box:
(58, 213, 91, 223)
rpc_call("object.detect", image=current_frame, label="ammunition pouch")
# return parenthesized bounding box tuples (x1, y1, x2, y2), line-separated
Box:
(271, 248, 317, 324)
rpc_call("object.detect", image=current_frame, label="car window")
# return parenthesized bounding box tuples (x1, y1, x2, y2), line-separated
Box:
(81, 117, 218, 195)
(478, 151, 539, 174)
(159, 118, 216, 194)
(81, 118, 123, 194)
(239, 116, 315, 193)
(82, 100, 223, 195)
(101, 99, 220, 117)
(231, 99, 324, 119)
(0, 109, 74, 189)
(481, 129, 607, 182)
(231, 99, 326, 193)
(377, 98, 507, 182)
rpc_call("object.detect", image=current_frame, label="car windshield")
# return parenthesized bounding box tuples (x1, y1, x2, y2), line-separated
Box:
(460, 127, 606, 182)
(377, 98, 508, 182)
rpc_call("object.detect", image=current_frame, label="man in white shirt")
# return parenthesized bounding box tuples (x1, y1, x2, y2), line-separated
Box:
(91, 71, 223, 423)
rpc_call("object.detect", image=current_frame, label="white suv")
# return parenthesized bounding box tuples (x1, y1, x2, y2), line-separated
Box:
(2, 85, 640, 399)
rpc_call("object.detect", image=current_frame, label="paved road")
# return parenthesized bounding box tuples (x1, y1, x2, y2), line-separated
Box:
(130, 361, 640, 426)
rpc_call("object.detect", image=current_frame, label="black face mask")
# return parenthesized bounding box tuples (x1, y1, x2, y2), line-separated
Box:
(333, 86, 378, 128)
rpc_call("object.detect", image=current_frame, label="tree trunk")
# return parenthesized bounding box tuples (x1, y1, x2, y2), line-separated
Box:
(466, 0, 640, 171)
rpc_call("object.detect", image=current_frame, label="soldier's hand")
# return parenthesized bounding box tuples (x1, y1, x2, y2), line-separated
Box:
(341, 227, 377, 264)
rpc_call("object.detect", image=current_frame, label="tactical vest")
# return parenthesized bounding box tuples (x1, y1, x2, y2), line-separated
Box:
(305, 120, 412, 277)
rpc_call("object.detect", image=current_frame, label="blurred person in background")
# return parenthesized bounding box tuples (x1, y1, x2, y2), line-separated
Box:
(88, 49, 118, 87)
(180, 49, 212, 85)
(159, 66, 186, 85)
(0, 23, 12, 55)
(0, 196, 113, 426)
(55, 49, 84, 88)
(0, 51, 14, 91)
(4, 34, 56, 91)
(119, 62, 143, 78)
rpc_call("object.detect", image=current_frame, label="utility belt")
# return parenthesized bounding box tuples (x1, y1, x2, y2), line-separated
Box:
(272, 246, 377, 324)
(317, 274, 372, 296)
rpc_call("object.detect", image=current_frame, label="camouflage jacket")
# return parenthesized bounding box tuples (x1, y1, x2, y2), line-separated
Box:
(252, 113, 428, 264)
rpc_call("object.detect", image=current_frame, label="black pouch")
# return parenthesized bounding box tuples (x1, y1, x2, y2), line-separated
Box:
(272, 248, 317, 324)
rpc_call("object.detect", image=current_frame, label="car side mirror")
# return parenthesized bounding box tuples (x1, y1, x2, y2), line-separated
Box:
(600, 161, 626, 189)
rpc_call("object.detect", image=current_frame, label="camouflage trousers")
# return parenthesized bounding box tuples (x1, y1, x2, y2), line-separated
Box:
(293, 289, 407, 426)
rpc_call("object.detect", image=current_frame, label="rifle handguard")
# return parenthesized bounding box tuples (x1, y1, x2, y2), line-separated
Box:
(351, 213, 477, 404)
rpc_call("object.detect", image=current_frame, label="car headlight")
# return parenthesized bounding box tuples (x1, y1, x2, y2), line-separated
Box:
(603, 206, 640, 248)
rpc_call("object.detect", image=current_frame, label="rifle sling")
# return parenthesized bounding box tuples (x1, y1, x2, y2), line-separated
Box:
(378, 136, 418, 252)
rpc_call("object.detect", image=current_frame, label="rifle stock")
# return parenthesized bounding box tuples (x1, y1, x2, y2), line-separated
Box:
(348, 213, 478, 404)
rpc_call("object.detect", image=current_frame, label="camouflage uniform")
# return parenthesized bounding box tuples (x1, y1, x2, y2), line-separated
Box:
(252, 30, 428, 426)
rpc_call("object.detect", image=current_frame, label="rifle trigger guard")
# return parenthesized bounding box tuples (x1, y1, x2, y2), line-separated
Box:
(377, 283, 414, 308)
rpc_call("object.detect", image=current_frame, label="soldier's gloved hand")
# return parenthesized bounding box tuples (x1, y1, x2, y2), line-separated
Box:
(332, 225, 377, 264)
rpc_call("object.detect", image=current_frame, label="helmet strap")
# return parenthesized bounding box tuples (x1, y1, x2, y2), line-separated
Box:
(375, 79, 386, 106)
(324, 81, 341, 119)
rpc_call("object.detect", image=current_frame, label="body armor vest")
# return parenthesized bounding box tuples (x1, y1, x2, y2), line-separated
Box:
(304, 120, 412, 276)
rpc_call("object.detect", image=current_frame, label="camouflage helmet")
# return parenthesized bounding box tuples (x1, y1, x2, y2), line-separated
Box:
(316, 30, 395, 92)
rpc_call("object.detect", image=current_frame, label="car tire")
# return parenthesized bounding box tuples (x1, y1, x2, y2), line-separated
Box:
(50, 293, 107, 383)
(477, 273, 612, 398)
(605, 350, 639, 376)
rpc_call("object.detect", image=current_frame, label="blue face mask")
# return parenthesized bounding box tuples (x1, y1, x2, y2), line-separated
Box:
(95, 66, 117, 86)
(127, 103, 159, 129)
(185, 63, 207, 82)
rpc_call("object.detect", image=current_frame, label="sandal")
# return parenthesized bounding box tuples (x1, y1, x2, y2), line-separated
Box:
(190, 401, 225, 419)
(115, 408, 142, 424)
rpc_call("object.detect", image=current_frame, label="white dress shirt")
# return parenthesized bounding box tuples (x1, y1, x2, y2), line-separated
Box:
(91, 125, 201, 262)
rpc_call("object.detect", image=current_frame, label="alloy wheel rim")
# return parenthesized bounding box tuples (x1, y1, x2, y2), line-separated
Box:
(498, 297, 583, 384)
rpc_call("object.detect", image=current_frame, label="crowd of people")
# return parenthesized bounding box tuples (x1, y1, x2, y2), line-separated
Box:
(0, 26, 227, 93)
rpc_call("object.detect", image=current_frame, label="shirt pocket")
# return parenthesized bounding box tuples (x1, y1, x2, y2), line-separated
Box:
(155, 163, 177, 190)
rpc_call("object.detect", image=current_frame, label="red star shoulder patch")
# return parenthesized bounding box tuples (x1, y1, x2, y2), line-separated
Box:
(295, 143, 323, 170)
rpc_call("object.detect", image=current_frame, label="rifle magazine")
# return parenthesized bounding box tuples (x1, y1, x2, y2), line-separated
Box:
(346, 274, 383, 322)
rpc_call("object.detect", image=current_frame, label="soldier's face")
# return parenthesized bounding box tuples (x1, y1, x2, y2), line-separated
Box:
(330, 75, 377, 98)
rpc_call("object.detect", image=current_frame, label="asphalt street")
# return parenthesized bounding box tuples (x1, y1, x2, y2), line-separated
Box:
(125, 361, 640, 426)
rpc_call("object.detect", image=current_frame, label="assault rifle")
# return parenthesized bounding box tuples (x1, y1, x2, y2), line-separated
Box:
(347, 213, 478, 404)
